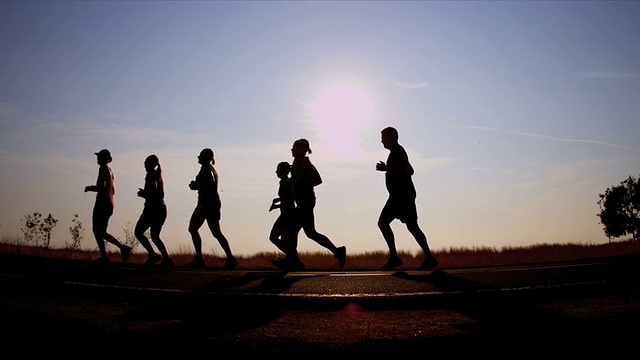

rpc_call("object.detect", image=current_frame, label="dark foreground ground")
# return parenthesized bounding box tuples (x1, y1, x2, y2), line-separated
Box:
(1, 252, 639, 358)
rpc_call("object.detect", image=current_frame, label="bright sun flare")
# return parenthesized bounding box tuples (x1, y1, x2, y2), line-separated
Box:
(307, 81, 373, 158)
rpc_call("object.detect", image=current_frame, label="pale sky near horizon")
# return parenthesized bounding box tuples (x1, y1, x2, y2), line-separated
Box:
(1, 1, 639, 258)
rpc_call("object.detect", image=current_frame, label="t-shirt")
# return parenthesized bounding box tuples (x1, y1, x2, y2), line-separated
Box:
(384, 144, 416, 199)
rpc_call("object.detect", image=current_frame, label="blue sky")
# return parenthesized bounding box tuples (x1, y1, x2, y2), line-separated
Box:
(1, 1, 639, 257)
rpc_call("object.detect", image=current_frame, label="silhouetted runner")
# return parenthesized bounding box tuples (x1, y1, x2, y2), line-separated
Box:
(268, 161, 296, 262)
(376, 127, 438, 270)
(134, 154, 173, 267)
(272, 139, 346, 270)
(84, 149, 131, 263)
(186, 148, 238, 269)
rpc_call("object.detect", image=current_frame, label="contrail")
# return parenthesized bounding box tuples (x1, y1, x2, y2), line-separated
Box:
(577, 71, 640, 78)
(395, 81, 429, 89)
(506, 130, 630, 150)
(457, 125, 631, 150)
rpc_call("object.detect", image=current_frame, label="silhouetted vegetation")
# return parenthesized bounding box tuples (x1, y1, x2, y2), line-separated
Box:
(1, 233, 638, 270)
(19, 212, 58, 249)
(598, 175, 640, 242)
(66, 214, 84, 251)
(120, 221, 141, 251)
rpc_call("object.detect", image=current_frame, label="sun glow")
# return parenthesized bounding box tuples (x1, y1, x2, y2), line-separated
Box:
(307, 81, 373, 158)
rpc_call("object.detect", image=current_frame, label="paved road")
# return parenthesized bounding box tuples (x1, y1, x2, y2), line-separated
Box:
(1, 252, 639, 358)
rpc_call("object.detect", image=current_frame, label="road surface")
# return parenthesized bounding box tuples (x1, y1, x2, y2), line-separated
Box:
(1, 252, 639, 358)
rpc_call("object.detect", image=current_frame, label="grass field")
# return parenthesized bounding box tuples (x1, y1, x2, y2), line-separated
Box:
(2, 234, 638, 270)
